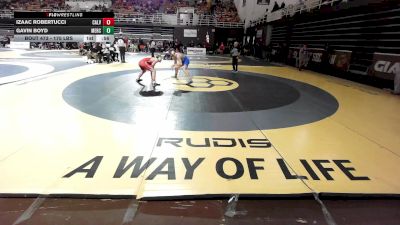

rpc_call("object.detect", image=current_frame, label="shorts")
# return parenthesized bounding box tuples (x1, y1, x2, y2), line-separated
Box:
(232, 56, 238, 64)
(139, 61, 152, 71)
(182, 56, 190, 67)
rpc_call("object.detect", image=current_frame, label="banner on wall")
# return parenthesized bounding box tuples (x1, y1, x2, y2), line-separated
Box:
(187, 47, 206, 56)
(256, 29, 263, 38)
(184, 29, 197, 38)
(369, 52, 400, 80)
(287, 47, 325, 68)
(330, 50, 352, 72)
(9, 41, 30, 49)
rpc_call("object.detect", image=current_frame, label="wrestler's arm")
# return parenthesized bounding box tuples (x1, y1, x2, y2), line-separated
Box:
(150, 58, 158, 67)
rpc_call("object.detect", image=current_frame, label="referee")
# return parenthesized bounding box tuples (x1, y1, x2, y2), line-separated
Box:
(117, 37, 126, 63)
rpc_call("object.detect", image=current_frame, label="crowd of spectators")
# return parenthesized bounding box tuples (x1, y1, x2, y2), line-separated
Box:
(195, 1, 209, 15)
(0, 0, 160, 13)
(112, 0, 161, 14)
(111, 0, 241, 23)
(0, 0, 242, 24)
(0, 0, 69, 11)
(118, 38, 214, 58)
(90, 4, 110, 12)
(214, 0, 240, 22)
(31, 42, 78, 50)
(163, 0, 189, 14)
(125, 39, 176, 54)
(80, 42, 120, 64)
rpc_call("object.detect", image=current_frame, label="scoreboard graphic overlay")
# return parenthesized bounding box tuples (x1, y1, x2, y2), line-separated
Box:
(14, 12, 115, 43)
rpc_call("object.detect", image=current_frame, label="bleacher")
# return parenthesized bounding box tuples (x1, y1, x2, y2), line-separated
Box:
(262, 0, 400, 88)
(3, 0, 67, 11)
(0, 0, 243, 28)
(112, 0, 161, 14)
(214, 0, 240, 23)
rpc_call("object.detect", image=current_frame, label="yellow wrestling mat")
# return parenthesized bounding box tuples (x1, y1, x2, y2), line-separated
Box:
(0, 52, 399, 199)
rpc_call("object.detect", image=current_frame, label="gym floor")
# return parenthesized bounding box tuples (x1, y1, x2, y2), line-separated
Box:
(0, 48, 399, 224)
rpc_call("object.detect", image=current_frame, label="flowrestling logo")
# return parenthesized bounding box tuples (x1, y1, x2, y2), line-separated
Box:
(47, 12, 83, 18)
